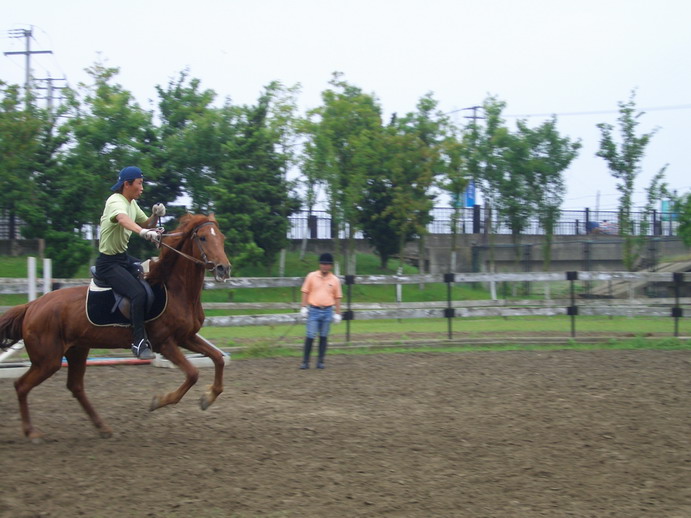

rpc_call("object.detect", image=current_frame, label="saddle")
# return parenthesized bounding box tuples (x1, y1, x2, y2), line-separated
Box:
(86, 262, 167, 327)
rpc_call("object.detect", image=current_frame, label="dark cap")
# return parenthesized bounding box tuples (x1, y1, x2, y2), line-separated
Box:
(318, 253, 334, 264)
(111, 166, 143, 191)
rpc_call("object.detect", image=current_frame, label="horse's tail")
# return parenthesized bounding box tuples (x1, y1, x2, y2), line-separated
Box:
(0, 304, 29, 349)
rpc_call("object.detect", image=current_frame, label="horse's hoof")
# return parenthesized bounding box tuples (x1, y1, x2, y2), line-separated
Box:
(150, 396, 160, 411)
(99, 430, 113, 439)
(29, 435, 44, 445)
(200, 394, 213, 411)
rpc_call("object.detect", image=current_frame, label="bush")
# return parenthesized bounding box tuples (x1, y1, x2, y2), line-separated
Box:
(44, 231, 92, 278)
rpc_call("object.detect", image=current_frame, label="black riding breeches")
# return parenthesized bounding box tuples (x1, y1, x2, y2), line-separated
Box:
(95, 252, 147, 341)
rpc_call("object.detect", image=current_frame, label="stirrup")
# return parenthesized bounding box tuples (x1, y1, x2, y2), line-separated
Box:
(131, 338, 155, 360)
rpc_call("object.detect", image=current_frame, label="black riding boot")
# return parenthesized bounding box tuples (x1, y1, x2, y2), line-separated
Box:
(300, 337, 314, 369)
(317, 336, 328, 369)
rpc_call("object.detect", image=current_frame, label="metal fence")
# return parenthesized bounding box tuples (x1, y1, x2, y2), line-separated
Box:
(2, 206, 680, 242)
(288, 207, 680, 240)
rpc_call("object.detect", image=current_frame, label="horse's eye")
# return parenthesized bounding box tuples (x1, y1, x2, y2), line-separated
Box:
(200, 236, 206, 242)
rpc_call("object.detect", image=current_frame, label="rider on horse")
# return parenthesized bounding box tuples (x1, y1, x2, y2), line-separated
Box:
(95, 166, 165, 360)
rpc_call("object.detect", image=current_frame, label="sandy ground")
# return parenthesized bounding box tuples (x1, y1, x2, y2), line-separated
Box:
(0, 348, 690, 518)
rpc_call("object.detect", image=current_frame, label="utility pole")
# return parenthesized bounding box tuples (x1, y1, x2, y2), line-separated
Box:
(35, 74, 67, 113)
(461, 105, 484, 124)
(4, 27, 53, 107)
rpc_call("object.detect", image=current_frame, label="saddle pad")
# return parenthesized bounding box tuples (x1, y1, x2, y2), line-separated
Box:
(86, 281, 168, 327)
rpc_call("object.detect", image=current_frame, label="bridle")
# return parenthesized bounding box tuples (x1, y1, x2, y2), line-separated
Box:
(156, 221, 224, 273)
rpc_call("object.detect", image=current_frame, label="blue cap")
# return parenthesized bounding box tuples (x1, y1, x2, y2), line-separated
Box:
(111, 166, 143, 191)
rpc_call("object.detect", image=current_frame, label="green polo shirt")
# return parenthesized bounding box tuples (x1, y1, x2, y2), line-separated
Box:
(98, 193, 148, 255)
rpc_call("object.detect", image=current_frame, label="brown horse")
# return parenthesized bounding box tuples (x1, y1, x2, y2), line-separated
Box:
(0, 213, 231, 442)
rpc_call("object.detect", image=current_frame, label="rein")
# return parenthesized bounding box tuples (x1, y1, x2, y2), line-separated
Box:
(158, 221, 219, 271)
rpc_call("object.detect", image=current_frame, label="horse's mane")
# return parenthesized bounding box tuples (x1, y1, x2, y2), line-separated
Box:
(146, 213, 211, 285)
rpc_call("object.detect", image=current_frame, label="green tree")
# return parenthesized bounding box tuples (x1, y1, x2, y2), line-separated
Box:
(596, 90, 667, 270)
(515, 117, 581, 269)
(155, 70, 220, 214)
(676, 192, 691, 247)
(211, 86, 300, 271)
(0, 81, 43, 240)
(437, 129, 470, 271)
(48, 62, 159, 264)
(465, 96, 512, 290)
(303, 73, 383, 273)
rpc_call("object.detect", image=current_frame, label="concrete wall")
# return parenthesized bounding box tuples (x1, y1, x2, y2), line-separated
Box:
(292, 235, 690, 273)
(0, 239, 43, 257)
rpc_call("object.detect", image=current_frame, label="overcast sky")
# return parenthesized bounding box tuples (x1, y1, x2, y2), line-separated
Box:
(4, 0, 690, 211)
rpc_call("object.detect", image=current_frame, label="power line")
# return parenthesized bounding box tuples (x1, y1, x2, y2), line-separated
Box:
(448, 104, 691, 119)
(4, 27, 53, 107)
(507, 104, 691, 118)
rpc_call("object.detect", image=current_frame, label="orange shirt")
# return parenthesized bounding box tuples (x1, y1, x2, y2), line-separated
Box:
(301, 270, 342, 307)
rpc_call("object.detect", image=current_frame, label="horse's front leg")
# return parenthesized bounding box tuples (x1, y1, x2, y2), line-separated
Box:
(183, 333, 226, 410)
(150, 339, 199, 411)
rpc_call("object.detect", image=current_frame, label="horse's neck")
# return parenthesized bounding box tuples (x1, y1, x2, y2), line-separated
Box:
(169, 261, 205, 300)
(155, 247, 205, 302)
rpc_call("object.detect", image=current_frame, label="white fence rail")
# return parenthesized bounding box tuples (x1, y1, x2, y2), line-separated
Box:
(1, 272, 688, 336)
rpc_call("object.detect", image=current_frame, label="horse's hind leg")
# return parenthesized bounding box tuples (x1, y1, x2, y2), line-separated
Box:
(14, 358, 62, 442)
(64, 347, 113, 438)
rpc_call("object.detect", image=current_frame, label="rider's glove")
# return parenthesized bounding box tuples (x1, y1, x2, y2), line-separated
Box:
(332, 313, 342, 324)
(139, 228, 161, 243)
(152, 203, 166, 217)
(300, 306, 308, 318)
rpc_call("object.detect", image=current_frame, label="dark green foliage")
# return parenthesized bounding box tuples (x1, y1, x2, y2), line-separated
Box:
(44, 230, 92, 278)
(676, 192, 691, 247)
(212, 86, 301, 267)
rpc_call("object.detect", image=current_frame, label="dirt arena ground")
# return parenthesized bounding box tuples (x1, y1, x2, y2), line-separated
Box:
(0, 349, 690, 518)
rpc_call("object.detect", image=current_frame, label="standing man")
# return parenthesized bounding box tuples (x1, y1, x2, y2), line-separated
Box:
(299, 253, 342, 369)
(96, 166, 166, 360)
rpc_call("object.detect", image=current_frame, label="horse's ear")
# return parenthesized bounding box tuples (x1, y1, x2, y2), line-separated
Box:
(209, 213, 216, 221)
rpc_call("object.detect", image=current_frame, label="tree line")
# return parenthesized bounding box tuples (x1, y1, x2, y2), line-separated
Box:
(1, 63, 683, 277)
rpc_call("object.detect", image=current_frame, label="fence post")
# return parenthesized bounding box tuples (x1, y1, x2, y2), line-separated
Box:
(443, 273, 455, 339)
(344, 275, 355, 344)
(566, 271, 578, 338)
(472, 204, 481, 234)
(672, 272, 683, 337)
(27, 257, 37, 302)
(42, 258, 52, 296)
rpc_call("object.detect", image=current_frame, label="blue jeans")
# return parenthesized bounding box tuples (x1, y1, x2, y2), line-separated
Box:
(306, 306, 333, 339)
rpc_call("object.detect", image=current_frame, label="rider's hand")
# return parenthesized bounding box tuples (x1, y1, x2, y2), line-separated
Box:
(152, 203, 166, 217)
(139, 228, 161, 243)
(332, 313, 342, 324)
(300, 306, 308, 318)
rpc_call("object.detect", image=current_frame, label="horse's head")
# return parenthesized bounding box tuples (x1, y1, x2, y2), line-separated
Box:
(191, 214, 232, 282)
(152, 213, 231, 283)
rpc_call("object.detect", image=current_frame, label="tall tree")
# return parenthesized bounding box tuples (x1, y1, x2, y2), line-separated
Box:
(0, 82, 42, 240)
(59, 62, 157, 231)
(155, 70, 220, 214)
(302, 73, 383, 273)
(465, 96, 512, 293)
(515, 117, 581, 269)
(211, 86, 300, 271)
(393, 94, 447, 273)
(676, 191, 691, 247)
(437, 129, 470, 271)
(596, 90, 667, 270)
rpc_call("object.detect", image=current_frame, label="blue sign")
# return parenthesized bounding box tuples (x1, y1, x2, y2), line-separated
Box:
(661, 199, 678, 221)
(464, 180, 476, 207)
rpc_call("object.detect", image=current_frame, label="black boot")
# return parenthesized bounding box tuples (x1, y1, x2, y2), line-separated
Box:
(300, 337, 314, 369)
(317, 336, 328, 369)
(131, 336, 155, 360)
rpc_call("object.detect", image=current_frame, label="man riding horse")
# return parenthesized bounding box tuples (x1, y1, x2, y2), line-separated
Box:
(95, 166, 165, 360)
